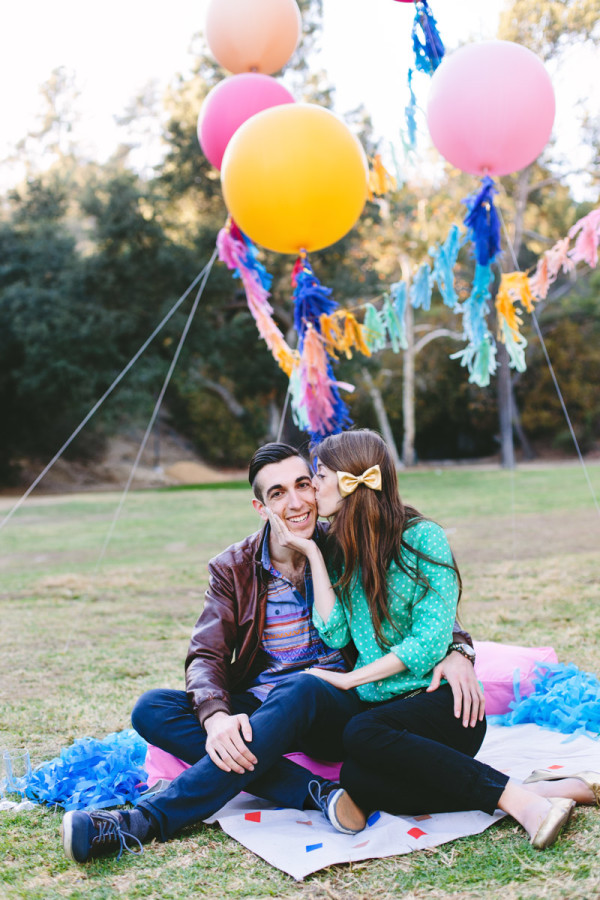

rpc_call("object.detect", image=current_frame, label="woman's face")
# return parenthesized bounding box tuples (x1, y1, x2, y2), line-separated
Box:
(312, 459, 344, 518)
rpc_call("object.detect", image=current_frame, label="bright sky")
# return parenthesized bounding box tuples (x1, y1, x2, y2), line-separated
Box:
(1, 0, 597, 198)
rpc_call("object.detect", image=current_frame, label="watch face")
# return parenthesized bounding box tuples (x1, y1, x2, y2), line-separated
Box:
(460, 644, 475, 659)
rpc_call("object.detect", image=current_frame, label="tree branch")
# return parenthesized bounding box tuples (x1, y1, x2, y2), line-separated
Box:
(414, 329, 464, 355)
(197, 376, 246, 418)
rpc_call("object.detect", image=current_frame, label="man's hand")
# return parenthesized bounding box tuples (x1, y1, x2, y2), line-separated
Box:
(266, 509, 314, 557)
(427, 651, 485, 727)
(204, 712, 258, 774)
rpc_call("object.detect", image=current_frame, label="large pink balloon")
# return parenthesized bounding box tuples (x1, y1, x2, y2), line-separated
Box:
(205, 0, 302, 75)
(197, 74, 295, 171)
(427, 41, 555, 177)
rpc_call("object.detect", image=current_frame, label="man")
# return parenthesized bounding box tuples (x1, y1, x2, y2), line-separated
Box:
(61, 442, 483, 863)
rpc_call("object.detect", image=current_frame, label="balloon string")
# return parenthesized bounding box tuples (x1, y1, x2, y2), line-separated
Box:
(276, 387, 291, 443)
(0, 259, 216, 535)
(497, 206, 600, 518)
(95, 248, 218, 570)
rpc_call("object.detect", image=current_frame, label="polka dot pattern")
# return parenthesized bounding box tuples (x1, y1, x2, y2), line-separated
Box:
(313, 521, 459, 702)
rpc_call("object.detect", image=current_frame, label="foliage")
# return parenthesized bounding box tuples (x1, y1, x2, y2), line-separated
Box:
(1, 0, 600, 482)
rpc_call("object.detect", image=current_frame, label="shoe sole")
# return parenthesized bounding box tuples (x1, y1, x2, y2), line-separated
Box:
(329, 789, 366, 835)
(61, 811, 77, 862)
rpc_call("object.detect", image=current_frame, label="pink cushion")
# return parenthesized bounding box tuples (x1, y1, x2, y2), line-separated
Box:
(144, 744, 340, 788)
(474, 640, 557, 715)
(144, 641, 558, 783)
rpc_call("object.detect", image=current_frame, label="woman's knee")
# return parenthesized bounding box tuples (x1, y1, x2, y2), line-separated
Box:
(343, 712, 390, 758)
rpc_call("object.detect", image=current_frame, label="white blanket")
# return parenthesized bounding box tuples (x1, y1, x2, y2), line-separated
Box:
(204, 724, 600, 880)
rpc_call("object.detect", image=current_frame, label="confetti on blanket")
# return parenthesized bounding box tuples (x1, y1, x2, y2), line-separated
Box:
(25, 730, 148, 811)
(203, 723, 600, 880)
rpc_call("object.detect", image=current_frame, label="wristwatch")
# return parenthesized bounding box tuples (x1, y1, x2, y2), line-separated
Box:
(448, 642, 476, 664)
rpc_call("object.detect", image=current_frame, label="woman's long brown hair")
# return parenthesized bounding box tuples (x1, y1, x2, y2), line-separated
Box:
(312, 429, 462, 650)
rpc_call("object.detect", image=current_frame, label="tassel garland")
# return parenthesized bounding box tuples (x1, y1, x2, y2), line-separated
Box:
(217, 221, 296, 376)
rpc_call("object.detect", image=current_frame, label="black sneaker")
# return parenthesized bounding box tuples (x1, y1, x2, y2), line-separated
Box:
(61, 810, 144, 863)
(307, 779, 365, 835)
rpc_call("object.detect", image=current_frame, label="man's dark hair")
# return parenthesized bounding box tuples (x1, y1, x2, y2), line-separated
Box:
(248, 442, 308, 502)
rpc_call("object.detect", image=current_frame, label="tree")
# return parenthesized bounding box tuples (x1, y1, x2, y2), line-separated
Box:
(493, 0, 600, 466)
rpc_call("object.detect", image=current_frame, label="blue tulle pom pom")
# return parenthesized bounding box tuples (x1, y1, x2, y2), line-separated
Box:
(489, 662, 600, 739)
(24, 730, 149, 810)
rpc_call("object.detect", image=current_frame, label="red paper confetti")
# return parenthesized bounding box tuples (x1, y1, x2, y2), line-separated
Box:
(245, 811, 261, 823)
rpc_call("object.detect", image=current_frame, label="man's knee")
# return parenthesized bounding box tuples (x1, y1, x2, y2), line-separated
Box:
(131, 688, 178, 740)
(264, 673, 332, 722)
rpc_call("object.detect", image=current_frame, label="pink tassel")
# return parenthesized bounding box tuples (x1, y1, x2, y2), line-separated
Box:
(528, 255, 550, 300)
(568, 208, 600, 268)
(529, 236, 574, 300)
(299, 327, 338, 435)
(217, 222, 296, 377)
(546, 237, 574, 279)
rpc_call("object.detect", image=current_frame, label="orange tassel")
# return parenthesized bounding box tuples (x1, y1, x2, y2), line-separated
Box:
(343, 312, 372, 358)
(500, 272, 536, 313)
(368, 153, 397, 200)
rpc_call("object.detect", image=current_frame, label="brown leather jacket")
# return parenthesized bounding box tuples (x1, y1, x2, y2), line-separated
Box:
(185, 522, 473, 727)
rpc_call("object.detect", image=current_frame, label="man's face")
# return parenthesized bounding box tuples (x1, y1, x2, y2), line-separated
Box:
(252, 456, 317, 541)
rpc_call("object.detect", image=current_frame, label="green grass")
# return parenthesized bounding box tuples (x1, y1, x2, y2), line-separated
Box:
(1, 463, 600, 900)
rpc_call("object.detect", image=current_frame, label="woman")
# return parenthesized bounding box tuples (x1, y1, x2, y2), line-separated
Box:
(268, 429, 599, 849)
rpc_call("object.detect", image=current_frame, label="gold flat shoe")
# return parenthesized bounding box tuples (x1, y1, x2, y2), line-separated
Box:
(531, 797, 575, 850)
(523, 769, 600, 805)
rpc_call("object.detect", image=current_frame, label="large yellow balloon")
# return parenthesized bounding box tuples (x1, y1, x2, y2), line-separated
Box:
(205, 0, 302, 75)
(221, 104, 369, 254)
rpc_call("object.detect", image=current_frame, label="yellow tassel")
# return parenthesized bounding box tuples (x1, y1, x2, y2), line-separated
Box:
(495, 278, 524, 342)
(344, 312, 372, 358)
(501, 271, 536, 313)
(319, 312, 344, 358)
(368, 153, 397, 199)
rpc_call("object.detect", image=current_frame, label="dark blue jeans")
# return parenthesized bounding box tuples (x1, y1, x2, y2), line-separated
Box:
(132, 674, 364, 840)
(340, 684, 508, 817)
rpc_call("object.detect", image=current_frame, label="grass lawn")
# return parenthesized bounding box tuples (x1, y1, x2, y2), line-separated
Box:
(1, 462, 599, 900)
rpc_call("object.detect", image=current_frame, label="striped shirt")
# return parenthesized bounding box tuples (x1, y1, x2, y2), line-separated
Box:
(247, 527, 346, 700)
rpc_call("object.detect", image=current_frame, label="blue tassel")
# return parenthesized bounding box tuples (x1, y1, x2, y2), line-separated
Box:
(430, 224, 462, 308)
(450, 336, 497, 388)
(410, 262, 433, 310)
(404, 68, 418, 150)
(463, 176, 502, 266)
(241, 232, 273, 291)
(412, 0, 445, 75)
(363, 303, 387, 352)
(292, 258, 338, 351)
(500, 320, 528, 372)
(459, 263, 493, 347)
(391, 280, 407, 325)
(382, 293, 407, 352)
(291, 256, 353, 442)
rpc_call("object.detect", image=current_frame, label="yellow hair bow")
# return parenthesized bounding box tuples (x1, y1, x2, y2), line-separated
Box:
(336, 464, 382, 498)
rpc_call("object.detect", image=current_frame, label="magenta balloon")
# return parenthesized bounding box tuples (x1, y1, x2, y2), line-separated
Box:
(197, 73, 295, 170)
(426, 41, 555, 177)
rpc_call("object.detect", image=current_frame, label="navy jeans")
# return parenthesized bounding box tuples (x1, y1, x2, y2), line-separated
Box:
(340, 684, 508, 816)
(132, 674, 364, 840)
